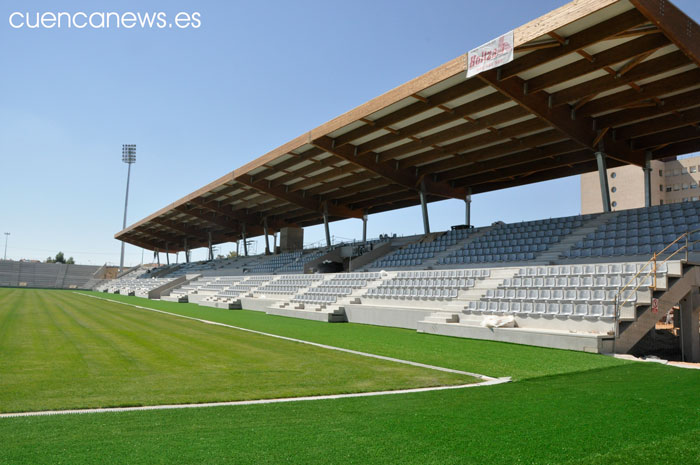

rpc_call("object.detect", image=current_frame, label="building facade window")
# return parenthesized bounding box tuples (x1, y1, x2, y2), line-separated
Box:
(682, 167, 688, 174)
(610, 172, 616, 179)
(612, 201, 617, 207)
(660, 185, 664, 192)
(611, 186, 617, 193)
(691, 166, 697, 173)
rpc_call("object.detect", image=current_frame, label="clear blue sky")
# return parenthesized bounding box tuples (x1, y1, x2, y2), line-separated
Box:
(1, 0, 699, 265)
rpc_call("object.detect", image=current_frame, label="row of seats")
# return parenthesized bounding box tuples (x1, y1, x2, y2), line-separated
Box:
(292, 294, 337, 304)
(380, 278, 475, 289)
(485, 288, 639, 303)
(365, 287, 459, 300)
(518, 263, 655, 277)
(442, 252, 537, 264)
(502, 275, 652, 289)
(468, 236, 560, 247)
(466, 301, 615, 318)
(397, 269, 489, 278)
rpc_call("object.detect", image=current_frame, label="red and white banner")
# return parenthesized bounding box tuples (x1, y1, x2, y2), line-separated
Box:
(467, 31, 514, 78)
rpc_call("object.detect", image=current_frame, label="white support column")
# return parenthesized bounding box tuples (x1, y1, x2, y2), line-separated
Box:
(165, 243, 170, 266)
(362, 210, 368, 244)
(323, 202, 331, 249)
(419, 181, 430, 235)
(184, 238, 190, 263)
(241, 224, 248, 257)
(208, 231, 213, 261)
(595, 151, 612, 213)
(263, 218, 270, 255)
(644, 151, 653, 208)
(465, 187, 472, 227)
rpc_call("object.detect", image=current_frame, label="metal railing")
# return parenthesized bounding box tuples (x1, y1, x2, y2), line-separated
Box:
(613, 227, 699, 338)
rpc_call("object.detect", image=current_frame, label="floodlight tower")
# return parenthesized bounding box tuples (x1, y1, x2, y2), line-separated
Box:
(3, 232, 9, 260)
(119, 144, 136, 272)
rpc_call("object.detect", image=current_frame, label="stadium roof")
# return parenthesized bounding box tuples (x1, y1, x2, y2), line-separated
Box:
(117, 0, 700, 253)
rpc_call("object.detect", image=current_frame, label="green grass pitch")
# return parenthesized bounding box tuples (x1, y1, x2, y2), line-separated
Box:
(0, 289, 474, 413)
(0, 288, 699, 464)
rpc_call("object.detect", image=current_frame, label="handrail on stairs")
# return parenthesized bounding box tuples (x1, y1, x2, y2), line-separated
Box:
(613, 227, 699, 339)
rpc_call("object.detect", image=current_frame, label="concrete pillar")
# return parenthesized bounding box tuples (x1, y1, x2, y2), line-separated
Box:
(208, 231, 213, 261)
(241, 224, 248, 257)
(362, 211, 368, 244)
(419, 182, 430, 235)
(184, 238, 190, 263)
(263, 218, 270, 255)
(273, 232, 277, 253)
(323, 202, 331, 248)
(678, 289, 700, 363)
(465, 188, 472, 227)
(644, 151, 653, 208)
(155, 250, 160, 266)
(595, 151, 611, 213)
(165, 244, 170, 266)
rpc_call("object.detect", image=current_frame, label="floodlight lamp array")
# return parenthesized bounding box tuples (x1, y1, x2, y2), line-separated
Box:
(122, 144, 136, 164)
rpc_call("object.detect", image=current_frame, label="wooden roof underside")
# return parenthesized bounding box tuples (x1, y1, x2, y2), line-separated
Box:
(116, 0, 700, 252)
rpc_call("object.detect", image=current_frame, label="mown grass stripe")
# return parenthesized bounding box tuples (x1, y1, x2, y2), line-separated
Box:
(77, 292, 494, 380)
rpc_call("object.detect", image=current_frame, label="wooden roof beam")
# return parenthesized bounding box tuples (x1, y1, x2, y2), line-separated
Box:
(312, 135, 465, 199)
(499, 9, 648, 80)
(597, 88, 700, 128)
(237, 175, 363, 219)
(174, 206, 242, 232)
(250, 148, 324, 181)
(454, 150, 593, 187)
(375, 104, 529, 164)
(150, 218, 209, 241)
(118, 234, 165, 251)
(577, 68, 700, 117)
(631, 125, 700, 150)
(367, 92, 512, 159)
(631, 0, 700, 68)
(408, 118, 551, 171)
(476, 69, 645, 166)
(652, 137, 700, 158)
(525, 32, 669, 93)
(308, 172, 375, 197)
(440, 139, 582, 182)
(550, 50, 689, 107)
(333, 79, 488, 147)
(615, 106, 700, 140)
(469, 158, 626, 195)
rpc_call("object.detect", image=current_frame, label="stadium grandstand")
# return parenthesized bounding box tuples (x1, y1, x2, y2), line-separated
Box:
(3, 2, 700, 464)
(105, 0, 696, 362)
(106, 0, 700, 362)
(0, 260, 107, 290)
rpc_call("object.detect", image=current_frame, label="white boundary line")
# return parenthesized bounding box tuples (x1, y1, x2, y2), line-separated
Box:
(0, 292, 511, 419)
(0, 378, 509, 419)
